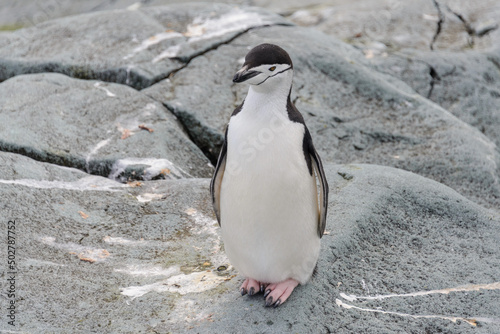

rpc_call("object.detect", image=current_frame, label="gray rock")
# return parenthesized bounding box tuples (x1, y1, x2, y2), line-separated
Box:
(0, 73, 212, 180)
(370, 49, 500, 148)
(429, 0, 500, 51)
(0, 150, 122, 190)
(0, 173, 218, 333)
(0, 0, 253, 29)
(283, 0, 500, 146)
(285, 0, 500, 52)
(143, 24, 500, 209)
(2, 163, 499, 333)
(0, 3, 290, 89)
(289, 0, 437, 50)
(2, 0, 499, 52)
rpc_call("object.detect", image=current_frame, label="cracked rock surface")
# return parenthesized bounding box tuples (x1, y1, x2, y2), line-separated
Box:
(144, 24, 500, 209)
(0, 3, 289, 89)
(1, 2, 500, 333)
(285, 0, 500, 52)
(371, 49, 500, 149)
(0, 73, 212, 180)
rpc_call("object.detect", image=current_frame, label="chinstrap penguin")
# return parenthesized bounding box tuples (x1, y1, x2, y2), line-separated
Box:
(210, 43, 328, 307)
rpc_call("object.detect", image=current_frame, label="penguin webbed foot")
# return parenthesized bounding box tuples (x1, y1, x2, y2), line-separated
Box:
(264, 278, 299, 308)
(240, 278, 267, 296)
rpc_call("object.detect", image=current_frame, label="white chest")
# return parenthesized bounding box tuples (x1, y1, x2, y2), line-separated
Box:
(224, 104, 307, 179)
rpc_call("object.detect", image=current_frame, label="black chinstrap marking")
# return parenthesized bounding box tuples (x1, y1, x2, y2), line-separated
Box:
(256, 66, 292, 85)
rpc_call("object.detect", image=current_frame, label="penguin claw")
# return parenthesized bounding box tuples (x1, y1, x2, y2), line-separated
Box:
(240, 278, 263, 297)
(264, 296, 281, 308)
(264, 278, 299, 307)
(241, 278, 298, 307)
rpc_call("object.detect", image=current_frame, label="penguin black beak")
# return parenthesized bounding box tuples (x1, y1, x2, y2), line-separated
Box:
(233, 67, 260, 83)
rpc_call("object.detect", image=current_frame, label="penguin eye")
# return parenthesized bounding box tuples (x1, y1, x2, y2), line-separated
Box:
(269, 66, 276, 71)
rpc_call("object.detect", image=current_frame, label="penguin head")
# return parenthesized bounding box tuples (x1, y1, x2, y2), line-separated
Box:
(233, 43, 293, 87)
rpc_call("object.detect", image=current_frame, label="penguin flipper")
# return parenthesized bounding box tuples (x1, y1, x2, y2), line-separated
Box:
(210, 128, 228, 226)
(311, 148, 329, 238)
(285, 95, 328, 237)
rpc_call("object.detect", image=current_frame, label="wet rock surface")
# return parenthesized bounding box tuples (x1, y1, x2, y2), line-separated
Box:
(1, 2, 499, 333)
